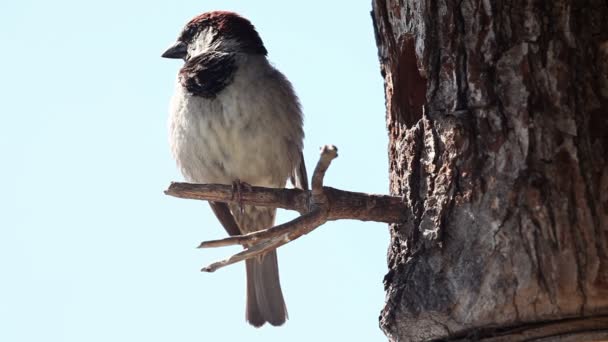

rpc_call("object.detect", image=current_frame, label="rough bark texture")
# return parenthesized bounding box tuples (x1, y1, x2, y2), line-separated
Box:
(372, 0, 608, 341)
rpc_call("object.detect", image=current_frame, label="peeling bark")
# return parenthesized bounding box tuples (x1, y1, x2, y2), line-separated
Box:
(372, 0, 608, 340)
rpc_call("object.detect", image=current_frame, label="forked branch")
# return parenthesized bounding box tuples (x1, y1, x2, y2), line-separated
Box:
(164, 145, 406, 272)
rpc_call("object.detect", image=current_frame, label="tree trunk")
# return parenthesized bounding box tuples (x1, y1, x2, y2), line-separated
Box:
(371, 0, 608, 341)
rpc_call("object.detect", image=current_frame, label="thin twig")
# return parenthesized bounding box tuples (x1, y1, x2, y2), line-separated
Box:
(198, 208, 324, 249)
(202, 236, 286, 272)
(201, 209, 327, 272)
(165, 183, 308, 214)
(165, 185, 404, 223)
(311, 145, 338, 195)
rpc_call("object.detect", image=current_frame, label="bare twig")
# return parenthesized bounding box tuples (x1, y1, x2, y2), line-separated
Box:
(198, 208, 323, 249)
(201, 236, 285, 272)
(165, 185, 404, 223)
(166, 183, 308, 214)
(311, 145, 338, 195)
(201, 209, 324, 272)
(164, 145, 406, 272)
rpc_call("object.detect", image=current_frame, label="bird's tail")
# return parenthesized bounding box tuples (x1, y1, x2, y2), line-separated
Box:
(245, 251, 287, 327)
(230, 204, 287, 327)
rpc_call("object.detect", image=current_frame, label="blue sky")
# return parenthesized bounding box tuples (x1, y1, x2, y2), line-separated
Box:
(0, 1, 389, 341)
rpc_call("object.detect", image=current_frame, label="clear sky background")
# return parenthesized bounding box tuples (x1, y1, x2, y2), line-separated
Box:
(0, 1, 389, 341)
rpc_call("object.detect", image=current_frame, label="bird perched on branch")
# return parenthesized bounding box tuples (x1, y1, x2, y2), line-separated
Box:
(162, 11, 307, 327)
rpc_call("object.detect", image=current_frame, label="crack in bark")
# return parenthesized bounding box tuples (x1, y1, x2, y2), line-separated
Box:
(509, 252, 521, 323)
(455, 0, 470, 111)
(529, 214, 556, 306)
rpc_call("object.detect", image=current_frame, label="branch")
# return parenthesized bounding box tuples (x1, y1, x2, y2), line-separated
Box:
(201, 209, 324, 272)
(164, 145, 406, 272)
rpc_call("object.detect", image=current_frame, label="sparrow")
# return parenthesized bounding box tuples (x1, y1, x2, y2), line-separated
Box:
(162, 11, 307, 327)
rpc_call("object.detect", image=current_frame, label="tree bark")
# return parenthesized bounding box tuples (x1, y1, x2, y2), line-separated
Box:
(371, 0, 608, 341)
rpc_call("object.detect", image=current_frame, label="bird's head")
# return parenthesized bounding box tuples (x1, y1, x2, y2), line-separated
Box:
(162, 11, 267, 60)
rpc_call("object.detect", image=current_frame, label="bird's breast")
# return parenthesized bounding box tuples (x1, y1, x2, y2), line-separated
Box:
(168, 83, 292, 187)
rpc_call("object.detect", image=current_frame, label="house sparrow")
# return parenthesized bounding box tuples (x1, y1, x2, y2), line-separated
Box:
(162, 11, 307, 327)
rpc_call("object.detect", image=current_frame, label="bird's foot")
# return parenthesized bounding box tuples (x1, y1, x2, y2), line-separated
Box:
(231, 179, 252, 213)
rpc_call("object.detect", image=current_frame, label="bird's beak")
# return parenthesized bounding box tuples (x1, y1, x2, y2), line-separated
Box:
(161, 41, 187, 59)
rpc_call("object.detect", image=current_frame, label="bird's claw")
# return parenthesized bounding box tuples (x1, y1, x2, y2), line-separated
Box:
(231, 179, 252, 213)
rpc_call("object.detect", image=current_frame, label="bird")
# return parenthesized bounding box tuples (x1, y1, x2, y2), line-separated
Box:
(162, 11, 307, 327)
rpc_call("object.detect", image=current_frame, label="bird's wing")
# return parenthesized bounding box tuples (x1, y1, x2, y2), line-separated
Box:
(290, 151, 308, 190)
(209, 201, 242, 236)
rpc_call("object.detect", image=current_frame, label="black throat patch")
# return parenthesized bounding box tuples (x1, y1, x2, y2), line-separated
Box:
(179, 52, 237, 98)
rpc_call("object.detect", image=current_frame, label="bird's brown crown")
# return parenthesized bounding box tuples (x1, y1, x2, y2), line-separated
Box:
(179, 11, 267, 55)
